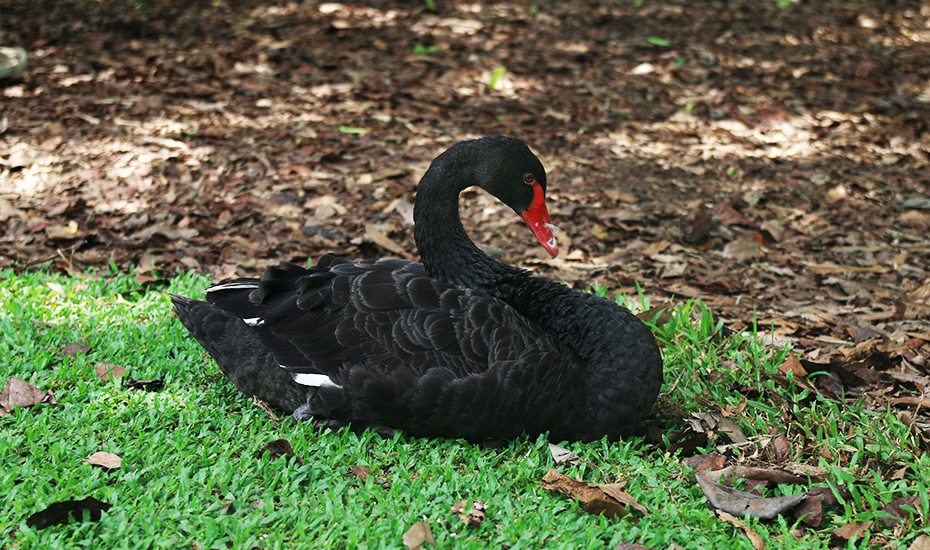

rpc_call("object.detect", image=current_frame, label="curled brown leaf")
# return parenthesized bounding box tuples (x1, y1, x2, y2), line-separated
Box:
(540, 469, 647, 519)
(548, 443, 580, 465)
(451, 499, 487, 527)
(717, 510, 766, 550)
(84, 451, 122, 470)
(402, 521, 435, 549)
(831, 520, 872, 544)
(351, 465, 373, 482)
(684, 454, 727, 472)
(695, 468, 808, 520)
(255, 439, 301, 464)
(94, 362, 126, 381)
(0, 377, 56, 415)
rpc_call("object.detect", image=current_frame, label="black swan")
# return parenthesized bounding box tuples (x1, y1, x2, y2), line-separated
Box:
(171, 136, 662, 441)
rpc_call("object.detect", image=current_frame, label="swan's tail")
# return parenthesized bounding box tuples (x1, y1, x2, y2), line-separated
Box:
(169, 294, 308, 412)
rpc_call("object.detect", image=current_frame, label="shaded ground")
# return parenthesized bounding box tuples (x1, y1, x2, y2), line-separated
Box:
(1, 1, 929, 425)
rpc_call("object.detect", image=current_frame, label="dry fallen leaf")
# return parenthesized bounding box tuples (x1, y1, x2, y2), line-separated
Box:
(880, 495, 921, 529)
(636, 306, 673, 326)
(684, 454, 727, 472)
(402, 521, 435, 549)
(598, 483, 649, 515)
(713, 465, 819, 485)
(548, 443, 580, 465)
(717, 510, 765, 550)
(686, 412, 747, 444)
(792, 488, 826, 528)
(84, 451, 122, 470)
(790, 484, 847, 528)
(714, 202, 753, 226)
(132, 224, 199, 242)
(720, 397, 748, 417)
(900, 210, 930, 230)
(722, 236, 763, 261)
(777, 356, 808, 377)
(0, 377, 57, 416)
(351, 465, 373, 482)
(94, 362, 126, 381)
(26, 497, 111, 529)
(888, 466, 908, 481)
(255, 439, 301, 464)
(806, 262, 888, 275)
(760, 219, 785, 241)
(540, 469, 646, 519)
(908, 279, 930, 304)
(695, 468, 808, 520)
(365, 224, 407, 256)
(684, 204, 715, 244)
(909, 535, 930, 550)
(831, 520, 872, 544)
(771, 436, 790, 462)
(450, 499, 487, 527)
(657, 425, 709, 457)
(61, 342, 90, 357)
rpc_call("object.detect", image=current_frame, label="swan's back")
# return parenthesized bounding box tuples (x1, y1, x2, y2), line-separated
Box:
(174, 254, 585, 439)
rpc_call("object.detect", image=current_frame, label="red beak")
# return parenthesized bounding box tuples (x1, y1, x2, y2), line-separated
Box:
(520, 182, 559, 257)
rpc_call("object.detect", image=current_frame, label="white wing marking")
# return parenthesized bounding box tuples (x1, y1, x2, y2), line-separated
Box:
(206, 282, 259, 293)
(291, 372, 342, 389)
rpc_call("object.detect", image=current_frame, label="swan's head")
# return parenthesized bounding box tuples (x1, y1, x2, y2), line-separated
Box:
(470, 136, 559, 258)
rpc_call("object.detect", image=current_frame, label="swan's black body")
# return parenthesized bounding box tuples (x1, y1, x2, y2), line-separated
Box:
(172, 136, 662, 441)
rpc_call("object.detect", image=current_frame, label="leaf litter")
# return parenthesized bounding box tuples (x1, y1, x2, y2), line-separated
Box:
(548, 443, 581, 465)
(0, 0, 924, 386)
(60, 342, 90, 357)
(350, 465, 373, 482)
(450, 499, 487, 527)
(540, 469, 647, 519)
(0, 377, 56, 416)
(402, 521, 435, 550)
(94, 362, 126, 381)
(692, 463, 822, 520)
(255, 439, 301, 464)
(716, 510, 765, 550)
(694, 469, 807, 520)
(831, 520, 872, 545)
(83, 451, 122, 470)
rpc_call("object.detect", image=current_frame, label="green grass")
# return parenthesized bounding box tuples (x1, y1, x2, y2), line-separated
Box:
(1, 268, 927, 548)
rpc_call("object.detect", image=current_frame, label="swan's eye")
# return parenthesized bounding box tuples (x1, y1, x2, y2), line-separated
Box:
(523, 173, 535, 185)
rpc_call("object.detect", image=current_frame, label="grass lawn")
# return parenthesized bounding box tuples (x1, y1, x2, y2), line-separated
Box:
(1, 268, 927, 548)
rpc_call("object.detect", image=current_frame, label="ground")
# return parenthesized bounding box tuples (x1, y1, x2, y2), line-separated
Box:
(1, 0, 929, 547)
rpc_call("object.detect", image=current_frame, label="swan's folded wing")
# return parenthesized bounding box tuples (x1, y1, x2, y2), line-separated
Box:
(209, 259, 546, 386)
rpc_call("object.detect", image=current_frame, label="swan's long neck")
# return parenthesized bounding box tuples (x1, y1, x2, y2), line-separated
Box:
(414, 156, 516, 288)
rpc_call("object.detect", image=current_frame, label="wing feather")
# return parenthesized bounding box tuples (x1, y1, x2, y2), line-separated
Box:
(204, 258, 572, 429)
